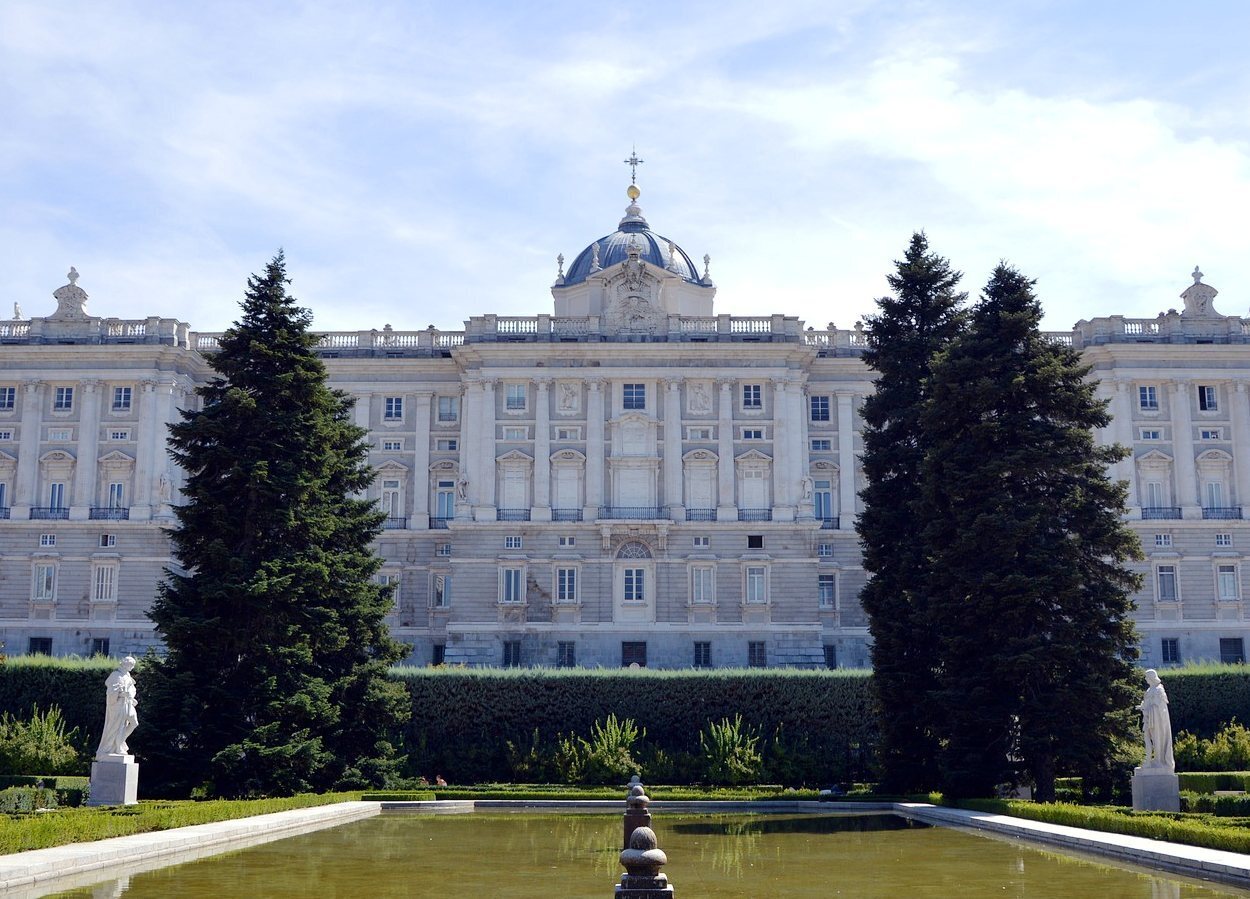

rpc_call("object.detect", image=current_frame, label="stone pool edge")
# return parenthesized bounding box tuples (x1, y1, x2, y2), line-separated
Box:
(0, 800, 381, 896)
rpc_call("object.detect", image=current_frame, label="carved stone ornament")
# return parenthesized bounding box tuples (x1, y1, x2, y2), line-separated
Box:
(51, 267, 90, 320)
(605, 258, 663, 335)
(558, 381, 581, 412)
(1180, 266, 1220, 318)
(687, 380, 712, 414)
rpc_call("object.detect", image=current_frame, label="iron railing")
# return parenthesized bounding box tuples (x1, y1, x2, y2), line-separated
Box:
(1142, 506, 1182, 520)
(89, 507, 130, 520)
(598, 506, 666, 520)
(30, 507, 69, 520)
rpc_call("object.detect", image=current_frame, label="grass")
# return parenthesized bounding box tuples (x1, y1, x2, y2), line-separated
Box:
(0, 791, 362, 855)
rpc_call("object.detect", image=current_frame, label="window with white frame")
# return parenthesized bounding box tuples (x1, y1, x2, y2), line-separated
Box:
(810, 439, 832, 452)
(1156, 564, 1178, 601)
(47, 482, 66, 510)
(382, 439, 403, 451)
(814, 479, 835, 521)
(32, 563, 56, 602)
(817, 542, 833, 557)
(818, 573, 837, 609)
(0, 430, 12, 440)
(742, 384, 762, 409)
(1139, 385, 1159, 411)
(1201, 429, 1223, 440)
(112, 386, 132, 412)
(53, 387, 73, 412)
(745, 565, 768, 604)
(374, 572, 400, 601)
(1205, 480, 1227, 509)
(437, 396, 460, 422)
(1218, 564, 1240, 601)
(741, 428, 764, 440)
(92, 563, 118, 602)
(1199, 385, 1219, 411)
(687, 426, 713, 440)
(435, 480, 456, 520)
(502, 426, 528, 440)
(436, 439, 458, 451)
(1161, 638, 1180, 664)
(623, 383, 646, 410)
(432, 574, 451, 607)
(556, 567, 577, 603)
(107, 482, 125, 509)
(623, 568, 646, 602)
(39, 533, 55, 547)
(810, 395, 830, 422)
(505, 384, 527, 411)
(436, 542, 451, 556)
(109, 429, 130, 441)
(505, 535, 522, 549)
(48, 428, 72, 441)
(0, 483, 7, 509)
(558, 535, 576, 547)
(100, 534, 116, 548)
(1140, 429, 1162, 440)
(499, 567, 525, 603)
(692, 536, 710, 548)
(384, 396, 404, 420)
(1217, 533, 1234, 547)
(0, 387, 13, 411)
(691, 565, 715, 604)
(381, 479, 403, 518)
(556, 427, 582, 441)
(1154, 533, 1172, 548)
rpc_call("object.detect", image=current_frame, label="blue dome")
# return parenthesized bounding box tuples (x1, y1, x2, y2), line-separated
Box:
(563, 201, 702, 286)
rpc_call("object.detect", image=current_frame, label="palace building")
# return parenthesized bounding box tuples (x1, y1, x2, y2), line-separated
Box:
(1, 185, 1248, 669)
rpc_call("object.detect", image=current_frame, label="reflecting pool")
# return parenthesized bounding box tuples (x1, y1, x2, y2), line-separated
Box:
(52, 812, 1250, 898)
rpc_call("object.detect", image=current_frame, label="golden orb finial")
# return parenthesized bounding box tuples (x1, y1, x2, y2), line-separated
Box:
(627, 184, 641, 201)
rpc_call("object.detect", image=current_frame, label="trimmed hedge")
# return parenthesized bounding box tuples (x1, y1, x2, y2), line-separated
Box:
(1177, 772, 1250, 793)
(0, 657, 113, 756)
(1159, 666, 1250, 738)
(394, 667, 877, 785)
(359, 791, 436, 801)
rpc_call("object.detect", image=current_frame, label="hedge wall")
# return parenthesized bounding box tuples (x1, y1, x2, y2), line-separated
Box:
(1160, 667, 1250, 737)
(0, 657, 112, 749)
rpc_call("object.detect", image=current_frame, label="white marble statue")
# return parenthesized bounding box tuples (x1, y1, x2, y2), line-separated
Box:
(96, 656, 139, 760)
(1139, 668, 1174, 771)
(455, 476, 469, 501)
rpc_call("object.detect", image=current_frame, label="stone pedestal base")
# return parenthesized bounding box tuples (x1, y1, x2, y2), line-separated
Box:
(88, 756, 139, 806)
(1132, 767, 1179, 812)
(615, 873, 673, 898)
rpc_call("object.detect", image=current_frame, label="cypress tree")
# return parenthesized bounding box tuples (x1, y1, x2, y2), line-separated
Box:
(143, 253, 409, 797)
(857, 233, 966, 792)
(921, 264, 1142, 801)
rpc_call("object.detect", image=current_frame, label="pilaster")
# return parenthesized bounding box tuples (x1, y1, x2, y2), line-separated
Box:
(411, 392, 433, 528)
(663, 378, 683, 515)
(772, 379, 792, 519)
(585, 379, 605, 516)
(533, 379, 552, 520)
(131, 380, 158, 519)
(1112, 380, 1139, 509)
(1170, 380, 1200, 518)
(837, 391, 857, 530)
(475, 378, 497, 519)
(1232, 383, 1250, 511)
(69, 379, 102, 519)
(716, 379, 735, 518)
(12, 380, 43, 515)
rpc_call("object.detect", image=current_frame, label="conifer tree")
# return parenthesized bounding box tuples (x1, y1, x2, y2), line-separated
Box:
(143, 254, 409, 798)
(921, 264, 1142, 801)
(857, 233, 966, 792)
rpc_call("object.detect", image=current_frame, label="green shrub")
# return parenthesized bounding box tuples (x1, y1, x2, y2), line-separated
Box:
(358, 791, 436, 801)
(555, 714, 644, 785)
(699, 715, 763, 786)
(0, 706, 86, 777)
(0, 786, 58, 812)
(1174, 721, 1250, 771)
(1177, 772, 1250, 793)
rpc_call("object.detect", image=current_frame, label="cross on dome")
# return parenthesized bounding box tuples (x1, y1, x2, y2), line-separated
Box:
(624, 147, 644, 185)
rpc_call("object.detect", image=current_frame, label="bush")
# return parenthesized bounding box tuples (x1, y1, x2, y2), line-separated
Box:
(0, 706, 87, 777)
(699, 715, 763, 786)
(0, 786, 58, 813)
(1175, 720, 1250, 771)
(358, 791, 436, 801)
(555, 714, 644, 785)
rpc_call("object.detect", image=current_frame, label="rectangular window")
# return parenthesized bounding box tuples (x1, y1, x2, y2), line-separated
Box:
(500, 568, 524, 603)
(1199, 385, 1218, 411)
(558, 535, 576, 547)
(818, 573, 837, 609)
(623, 383, 646, 410)
(0, 483, 7, 509)
(93, 564, 117, 602)
(53, 387, 73, 411)
(382, 439, 404, 451)
(48, 428, 72, 441)
(622, 641, 647, 668)
(502, 426, 527, 440)
(1154, 534, 1172, 548)
(746, 566, 768, 603)
(810, 395, 830, 422)
(1218, 564, 1240, 601)
(1160, 638, 1180, 665)
(503, 640, 522, 667)
(90, 638, 110, 658)
(436, 542, 452, 556)
(433, 574, 451, 608)
(1217, 533, 1233, 547)
(692, 536, 710, 548)
(100, 534, 116, 548)
(1140, 429, 1162, 441)
(432, 644, 446, 666)
(817, 543, 833, 557)
(624, 568, 645, 602)
(742, 384, 762, 409)
(381, 479, 402, 518)
(505, 535, 523, 549)
(1201, 429, 1223, 440)
(32, 564, 56, 602)
(27, 638, 52, 656)
(687, 426, 713, 440)
(824, 645, 838, 670)
(748, 641, 767, 668)
(108, 482, 125, 509)
(384, 396, 404, 420)
(693, 641, 712, 668)
(691, 566, 714, 604)
(438, 396, 460, 422)
(1139, 385, 1158, 410)
(48, 482, 65, 509)
(1156, 565, 1178, 601)
(557, 641, 576, 668)
(1220, 637, 1246, 664)
(112, 386, 132, 412)
(747, 535, 763, 549)
(810, 439, 832, 452)
(0, 387, 14, 411)
(505, 384, 527, 411)
(556, 567, 577, 603)
(0, 430, 12, 440)
(742, 428, 764, 440)
(110, 429, 132, 443)
(435, 482, 456, 520)
(436, 439, 459, 451)
(556, 427, 582, 441)
(814, 480, 834, 521)
(39, 533, 55, 547)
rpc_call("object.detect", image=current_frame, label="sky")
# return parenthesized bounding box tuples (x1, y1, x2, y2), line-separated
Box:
(2, 0, 1249, 334)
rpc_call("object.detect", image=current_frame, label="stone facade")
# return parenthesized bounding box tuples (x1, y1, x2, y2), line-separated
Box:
(0, 218, 1247, 669)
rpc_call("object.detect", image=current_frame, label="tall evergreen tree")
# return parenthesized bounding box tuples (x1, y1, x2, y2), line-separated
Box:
(143, 253, 409, 798)
(857, 233, 966, 792)
(921, 264, 1142, 801)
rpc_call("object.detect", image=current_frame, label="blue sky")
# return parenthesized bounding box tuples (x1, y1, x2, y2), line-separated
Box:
(2, 0, 1248, 333)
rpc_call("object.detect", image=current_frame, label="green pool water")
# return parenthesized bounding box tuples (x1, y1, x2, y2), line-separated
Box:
(52, 812, 1250, 898)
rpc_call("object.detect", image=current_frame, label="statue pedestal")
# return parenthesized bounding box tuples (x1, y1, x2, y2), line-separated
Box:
(1131, 766, 1179, 812)
(88, 755, 139, 806)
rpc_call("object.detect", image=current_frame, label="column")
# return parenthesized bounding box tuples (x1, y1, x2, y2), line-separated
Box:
(353, 392, 372, 431)
(837, 391, 857, 530)
(790, 378, 809, 516)
(663, 378, 683, 514)
(149, 379, 178, 517)
(476, 378, 497, 518)
(772, 379, 791, 516)
(1232, 383, 1250, 513)
(1170, 380, 1199, 518)
(1112, 381, 1139, 509)
(459, 380, 480, 513)
(716, 379, 735, 518)
(70, 380, 102, 519)
(132, 380, 158, 517)
(533, 379, 551, 520)
(585, 379, 605, 516)
(411, 392, 432, 529)
(12, 380, 42, 515)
